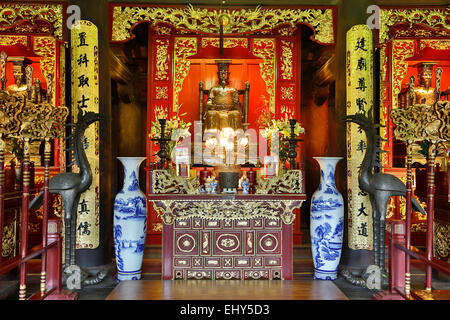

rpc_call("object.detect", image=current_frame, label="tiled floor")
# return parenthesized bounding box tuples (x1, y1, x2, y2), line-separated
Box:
(1, 244, 448, 300)
(77, 245, 376, 300)
(74, 245, 448, 300)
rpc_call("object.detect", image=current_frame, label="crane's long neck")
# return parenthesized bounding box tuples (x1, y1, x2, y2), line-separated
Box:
(75, 124, 92, 190)
(359, 126, 377, 189)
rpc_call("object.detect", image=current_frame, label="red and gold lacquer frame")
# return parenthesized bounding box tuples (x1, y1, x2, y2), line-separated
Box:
(376, 6, 449, 265)
(109, 3, 337, 245)
(376, 5, 449, 168)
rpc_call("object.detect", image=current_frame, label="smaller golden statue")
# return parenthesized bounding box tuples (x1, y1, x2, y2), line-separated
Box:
(412, 62, 437, 106)
(6, 57, 31, 96)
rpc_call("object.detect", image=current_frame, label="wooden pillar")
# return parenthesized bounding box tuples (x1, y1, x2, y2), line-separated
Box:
(40, 138, 51, 295)
(0, 136, 4, 264)
(336, 0, 374, 274)
(19, 138, 30, 300)
(69, 0, 114, 270)
(425, 142, 437, 290)
(373, 220, 406, 300)
(404, 141, 413, 298)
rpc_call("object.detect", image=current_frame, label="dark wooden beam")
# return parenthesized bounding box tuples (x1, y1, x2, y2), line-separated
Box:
(69, 0, 114, 271)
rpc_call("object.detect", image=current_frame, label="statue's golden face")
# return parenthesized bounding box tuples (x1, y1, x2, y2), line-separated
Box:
(419, 70, 432, 86)
(13, 71, 23, 86)
(218, 70, 229, 86)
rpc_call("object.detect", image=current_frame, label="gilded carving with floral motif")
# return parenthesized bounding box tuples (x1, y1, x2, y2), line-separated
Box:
(379, 8, 450, 44)
(0, 3, 63, 39)
(391, 101, 450, 143)
(280, 40, 294, 80)
(256, 170, 302, 194)
(201, 38, 248, 49)
(0, 92, 25, 136)
(391, 40, 415, 97)
(152, 170, 199, 194)
(112, 4, 334, 44)
(252, 38, 276, 114)
(155, 86, 169, 100)
(0, 35, 27, 47)
(155, 39, 170, 81)
(280, 87, 294, 101)
(434, 221, 450, 262)
(33, 36, 57, 104)
(153, 199, 301, 225)
(173, 37, 197, 112)
(419, 39, 450, 51)
(2, 221, 15, 258)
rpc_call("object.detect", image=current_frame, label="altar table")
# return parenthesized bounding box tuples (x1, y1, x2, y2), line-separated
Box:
(148, 194, 306, 280)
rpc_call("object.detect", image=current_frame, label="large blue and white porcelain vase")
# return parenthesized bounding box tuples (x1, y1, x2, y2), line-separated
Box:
(113, 157, 147, 281)
(310, 157, 344, 280)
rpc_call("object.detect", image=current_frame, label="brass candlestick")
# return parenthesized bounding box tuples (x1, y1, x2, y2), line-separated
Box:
(151, 118, 171, 169)
(286, 119, 303, 170)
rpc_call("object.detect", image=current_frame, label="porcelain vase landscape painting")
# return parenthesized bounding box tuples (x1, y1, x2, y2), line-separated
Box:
(310, 157, 344, 280)
(113, 157, 147, 281)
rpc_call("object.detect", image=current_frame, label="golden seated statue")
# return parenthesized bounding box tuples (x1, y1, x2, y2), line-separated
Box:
(5, 57, 32, 96)
(6, 74, 28, 96)
(199, 60, 251, 175)
(399, 62, 438, 108)
(413, 62, 436, 105)
(200, 60, 249, 133)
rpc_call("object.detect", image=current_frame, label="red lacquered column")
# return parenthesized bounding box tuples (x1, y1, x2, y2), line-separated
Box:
(40, 138, 51, 295)
(404, 142, 413, 297)
(425, 142, 437, 291)
(46, 219, 62, 293)
(447, 148, 449, 203)
(19, 138, 30, 300)
(0, 136, 4, 264)
(391, 220, 406, 291)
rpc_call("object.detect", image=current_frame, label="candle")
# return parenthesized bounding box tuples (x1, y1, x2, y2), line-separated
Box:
(248, 169, 256, 194)
(199, 169, 210, 186)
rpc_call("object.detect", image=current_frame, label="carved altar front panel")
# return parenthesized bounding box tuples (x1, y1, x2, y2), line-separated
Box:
(165, 217, 292, 280)
(150, 177, 305, 281)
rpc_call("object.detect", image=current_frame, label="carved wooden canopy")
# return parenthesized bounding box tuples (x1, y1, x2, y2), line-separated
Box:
(0, 2, 65, 39)
(379, 6, 450, 44)
(109, 4, 336, 45)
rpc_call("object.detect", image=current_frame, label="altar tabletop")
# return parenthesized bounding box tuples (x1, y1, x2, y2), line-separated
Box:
(148, 194, 307, 201)
(107, 280, 348, 300)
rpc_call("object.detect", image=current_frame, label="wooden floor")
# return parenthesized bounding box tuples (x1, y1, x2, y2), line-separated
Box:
(106, 279, 348, 300)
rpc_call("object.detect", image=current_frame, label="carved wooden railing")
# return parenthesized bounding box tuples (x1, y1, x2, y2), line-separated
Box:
(375, 100, 450, 300)
(0, 90, 72, 299)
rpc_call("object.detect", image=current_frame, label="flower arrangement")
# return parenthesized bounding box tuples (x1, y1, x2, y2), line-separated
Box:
(149, 105, 191, 161)
(261, 115, 304, 161)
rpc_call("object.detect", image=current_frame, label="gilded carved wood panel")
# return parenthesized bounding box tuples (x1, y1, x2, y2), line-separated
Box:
(111, 4, 335, 45)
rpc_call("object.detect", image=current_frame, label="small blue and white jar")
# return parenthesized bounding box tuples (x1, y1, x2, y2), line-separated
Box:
(113, 157, 147, 281)
(310, 157, 344, 280)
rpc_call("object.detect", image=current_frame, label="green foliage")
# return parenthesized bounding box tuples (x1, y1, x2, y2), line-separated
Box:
(10, 137, 24, 162)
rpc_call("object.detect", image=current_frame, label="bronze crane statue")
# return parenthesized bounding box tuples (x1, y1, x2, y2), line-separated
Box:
(341, 109, 426, 287)
(30, 107, 105, 286)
